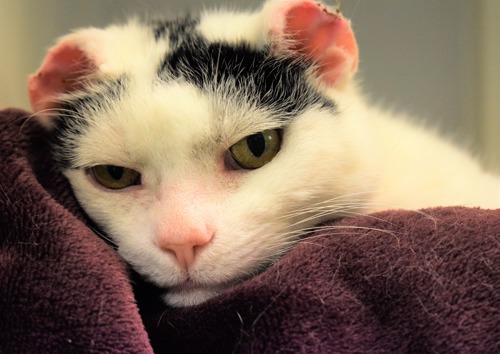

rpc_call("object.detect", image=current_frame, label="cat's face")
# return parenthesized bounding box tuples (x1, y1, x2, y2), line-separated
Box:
(29, 0, 375, 306)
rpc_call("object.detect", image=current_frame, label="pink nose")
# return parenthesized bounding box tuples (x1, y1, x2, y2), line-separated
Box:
(157, 228, 213, 271)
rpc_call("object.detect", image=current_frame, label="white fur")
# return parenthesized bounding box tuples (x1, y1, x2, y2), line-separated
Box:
(35, 1, 499, 307)
(197, 10, 264, 46)
(65, 20, 169, 78)
(327, 86, 500, 210)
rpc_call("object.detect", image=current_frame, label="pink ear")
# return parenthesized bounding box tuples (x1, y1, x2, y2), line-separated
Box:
(269, 0, 358, 88)
(28, 38, 97, 116)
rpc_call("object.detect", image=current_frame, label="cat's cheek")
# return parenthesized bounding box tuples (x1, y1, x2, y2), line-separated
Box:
(64, 169, 153, 243)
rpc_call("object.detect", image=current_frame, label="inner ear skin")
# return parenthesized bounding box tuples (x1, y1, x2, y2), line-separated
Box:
(274, 0, 358, 87)
(28, 43, 96, 114)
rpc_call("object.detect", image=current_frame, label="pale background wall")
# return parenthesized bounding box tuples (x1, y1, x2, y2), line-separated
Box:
(0, 0, 498, 169)
(479, 1, 500, 170)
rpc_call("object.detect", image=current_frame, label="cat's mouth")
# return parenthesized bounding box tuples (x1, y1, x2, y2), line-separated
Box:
(169, 278, 236, 293)
(164, 278, 238, 307)
(169, 278, 200, 292)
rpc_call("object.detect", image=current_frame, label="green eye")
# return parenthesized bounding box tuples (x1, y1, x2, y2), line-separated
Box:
(229, 129, 281, 169)
(90, 165, 141, 190)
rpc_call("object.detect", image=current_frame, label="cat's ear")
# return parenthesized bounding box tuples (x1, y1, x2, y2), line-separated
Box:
(264, 0, 358, 89)
(28, 29, 108, 127)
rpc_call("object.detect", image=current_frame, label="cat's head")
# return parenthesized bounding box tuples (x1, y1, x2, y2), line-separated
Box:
(28, 0, 376, 306)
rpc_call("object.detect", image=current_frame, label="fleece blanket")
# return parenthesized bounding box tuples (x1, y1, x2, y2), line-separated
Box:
(1, 108, 499, 353)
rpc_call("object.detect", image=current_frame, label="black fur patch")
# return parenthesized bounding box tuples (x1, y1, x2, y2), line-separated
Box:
(158, 41, 334, 119)
(152, 15, 200, 47)
(51, 78, 127, 170)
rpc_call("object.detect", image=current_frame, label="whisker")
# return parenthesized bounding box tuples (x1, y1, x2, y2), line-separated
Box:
(284, 202, 372, 227)
(89, 226, 118, 248)
(255, 193, 444, 264)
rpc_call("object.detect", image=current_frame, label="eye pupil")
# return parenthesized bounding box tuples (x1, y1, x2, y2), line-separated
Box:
(246, 133, 266, 157)
(107, 166, 124, 180)
(228, 129, 281, 170)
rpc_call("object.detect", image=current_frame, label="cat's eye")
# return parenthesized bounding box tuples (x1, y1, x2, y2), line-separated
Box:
(89, 165, 141, 190)
(228, 129, 281, 169)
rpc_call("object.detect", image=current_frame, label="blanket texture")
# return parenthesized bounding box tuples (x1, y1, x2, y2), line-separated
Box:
(1, 108, 499, 353)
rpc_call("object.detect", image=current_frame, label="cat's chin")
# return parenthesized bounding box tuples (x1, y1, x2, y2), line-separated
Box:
(163, 285, 223, 307)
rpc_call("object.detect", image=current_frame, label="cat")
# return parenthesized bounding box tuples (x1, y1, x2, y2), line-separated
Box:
(28, 0, 499, 307)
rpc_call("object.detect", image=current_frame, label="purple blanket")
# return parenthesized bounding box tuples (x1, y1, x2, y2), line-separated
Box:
(1, 108, 499, 353)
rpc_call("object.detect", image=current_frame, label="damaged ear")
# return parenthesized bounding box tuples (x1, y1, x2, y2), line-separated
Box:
(265, 0, 358, 89)
(28, 30, 105, 127)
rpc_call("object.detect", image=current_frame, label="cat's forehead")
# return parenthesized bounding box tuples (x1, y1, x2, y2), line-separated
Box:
(74, 80, 282, 170)
(57, 80, 287, 173)
(152, 13, 334, 119)
(153, 10, 263, 48)
(52, 13, 335, 170)
(151, 13, 332, 117)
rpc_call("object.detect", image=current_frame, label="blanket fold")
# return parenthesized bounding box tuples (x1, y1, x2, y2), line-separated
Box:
(141, 207, 500, 353)
(0, 109, 152, 353)
(1, 108, 499, 353)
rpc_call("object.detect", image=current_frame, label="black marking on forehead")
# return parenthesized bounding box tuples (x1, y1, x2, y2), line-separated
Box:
(50, 77, 127, 170)
(152, 15, 200, 47)
(158, 41, 334, 119)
